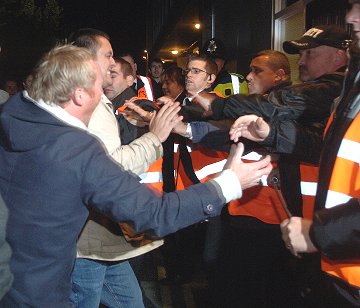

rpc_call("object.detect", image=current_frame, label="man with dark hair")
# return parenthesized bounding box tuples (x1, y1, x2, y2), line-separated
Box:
(247, 50, 291, 94)
(172, 49, 294, 306)
(121, 52, 162, 100)
(149, 57, 164, 84)
(68, 29, 183, 307)
(161, 66, 185, 100)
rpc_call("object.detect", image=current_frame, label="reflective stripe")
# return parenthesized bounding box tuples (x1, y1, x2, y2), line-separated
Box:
(325, 190, 352, 208)
(195, 159, 226, 180)
(138, 76, 154, 101)
(300, 181, 318, 196)
(230, 74, 240, 94)
(242, 152, 263, 161)
(337, 139, 360, 164)
(139, 171, 163, 184)
(173, 144, 192, 153)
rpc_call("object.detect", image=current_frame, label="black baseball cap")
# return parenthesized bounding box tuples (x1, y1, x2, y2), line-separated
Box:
(283, 25, 351, 54)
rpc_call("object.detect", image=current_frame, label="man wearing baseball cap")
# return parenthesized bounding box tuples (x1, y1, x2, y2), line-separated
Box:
(283, 25, 351, 82)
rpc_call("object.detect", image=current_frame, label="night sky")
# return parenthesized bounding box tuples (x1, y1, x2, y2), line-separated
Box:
(58, 0, 147, 58)
(1, 0, 148, 81)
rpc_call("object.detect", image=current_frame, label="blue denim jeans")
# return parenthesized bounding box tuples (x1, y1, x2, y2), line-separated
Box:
(70, 258, 144, 308)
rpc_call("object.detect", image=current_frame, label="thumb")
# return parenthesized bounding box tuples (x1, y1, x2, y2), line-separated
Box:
(229, 142, 245, 161)
(256, 117, 265, 128)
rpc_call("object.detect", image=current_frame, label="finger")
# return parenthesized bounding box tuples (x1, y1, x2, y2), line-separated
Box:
(227, 143, 244, 164)
(229, 128, 242, 142)
(149, 110, 157, 125)
(280, 219, 290, 229)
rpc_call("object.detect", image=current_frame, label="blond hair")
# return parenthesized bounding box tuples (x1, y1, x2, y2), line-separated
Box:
(29, 44, 96, 105)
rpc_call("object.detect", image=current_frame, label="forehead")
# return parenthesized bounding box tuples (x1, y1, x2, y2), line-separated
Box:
(299, 45, 336, 55)
(96, 36, 112, 52)
(188, 59, 206, 68)
(250, 55, 270, 68)
(112, 62, 123, 74)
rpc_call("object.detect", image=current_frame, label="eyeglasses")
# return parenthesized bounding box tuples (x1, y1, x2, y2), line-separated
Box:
(184, 67, 210, 75)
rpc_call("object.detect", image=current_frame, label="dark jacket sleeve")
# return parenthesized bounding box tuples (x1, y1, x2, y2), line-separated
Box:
(261, 119, 324, 164)
(310, 198, 360, 260)
(211, 73, 343, 123)
(81, 143, 226, 237)
(190, 121, 231, 152)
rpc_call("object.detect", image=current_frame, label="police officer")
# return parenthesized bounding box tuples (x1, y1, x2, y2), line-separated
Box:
(201, 38, 248, 97)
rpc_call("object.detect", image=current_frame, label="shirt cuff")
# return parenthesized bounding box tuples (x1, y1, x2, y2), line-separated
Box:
(213, 169, 242, 203)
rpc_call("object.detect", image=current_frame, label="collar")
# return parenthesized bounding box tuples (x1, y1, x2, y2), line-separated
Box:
(24, 90, 87, 131)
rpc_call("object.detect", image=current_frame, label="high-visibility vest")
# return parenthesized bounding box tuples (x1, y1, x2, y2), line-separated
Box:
(321, 112, 360, 288)
(300, 163, 319, 220)
(137, 75, 154, 101)
(174, 142, 228, 189)
(228, 152, 319, 224)
(213, 73, 248, 97)
(174, 91, 228, 189)
(139, 158, 163, 195)
(228, 152, 288, 224)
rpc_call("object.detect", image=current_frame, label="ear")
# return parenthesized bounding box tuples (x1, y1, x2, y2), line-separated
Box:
(126, 75, 135, 87)
(134, 63, 138, 73)
(335, 49, 347, 65)
(274, 68, 285, 82)
(208, 73, 216, 83)
(72, 87, 86, 106)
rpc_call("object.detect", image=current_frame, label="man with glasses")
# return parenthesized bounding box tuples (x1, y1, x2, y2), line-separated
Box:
(158, 55, 230, 285)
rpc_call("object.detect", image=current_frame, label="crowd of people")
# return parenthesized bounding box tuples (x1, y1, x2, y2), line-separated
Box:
(0, 1, 360, 307)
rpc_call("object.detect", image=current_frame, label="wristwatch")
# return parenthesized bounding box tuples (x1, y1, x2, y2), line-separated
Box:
(184, 122, 193, 140)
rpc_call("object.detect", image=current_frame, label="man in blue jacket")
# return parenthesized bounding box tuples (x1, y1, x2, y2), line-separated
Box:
(0, 44, 272, 307)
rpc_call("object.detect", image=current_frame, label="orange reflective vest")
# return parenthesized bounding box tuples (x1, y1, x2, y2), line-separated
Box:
(228, 151, 319, 224)
(321, 112, 360, 288)
(137, 75, 154, 101)
(139, 158, 164, 196)
(174, 91, 227, 189)
(300, 163, 319, 220)
(228, 152, 288, 224)
(174, 142, 228, 189)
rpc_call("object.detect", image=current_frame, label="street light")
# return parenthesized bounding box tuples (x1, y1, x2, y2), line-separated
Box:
(194, 23, 201, 30)
(143, 50, 149, 74)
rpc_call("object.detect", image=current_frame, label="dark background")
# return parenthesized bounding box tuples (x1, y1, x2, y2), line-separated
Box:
(0, 0, 147, 85)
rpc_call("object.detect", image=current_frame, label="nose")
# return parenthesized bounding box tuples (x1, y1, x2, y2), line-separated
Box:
(298, 53, 305, 66)
(110, 56, 115, 66)
(246, 72, 253, 82)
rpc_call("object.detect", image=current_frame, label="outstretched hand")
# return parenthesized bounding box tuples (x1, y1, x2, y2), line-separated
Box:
(122, 99, 152, 127)
(230, 115, 270, 142)
(149, 102, 183, 142)
(190, 91, 216, 117)
(224, 143, 272, 190)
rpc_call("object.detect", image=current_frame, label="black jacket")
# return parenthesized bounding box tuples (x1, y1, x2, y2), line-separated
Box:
(210, 73, 345, 216)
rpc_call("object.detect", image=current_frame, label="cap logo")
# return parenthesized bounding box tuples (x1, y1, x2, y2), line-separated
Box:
(303, 28, 324, 38)
(207, 40, 218, 53)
